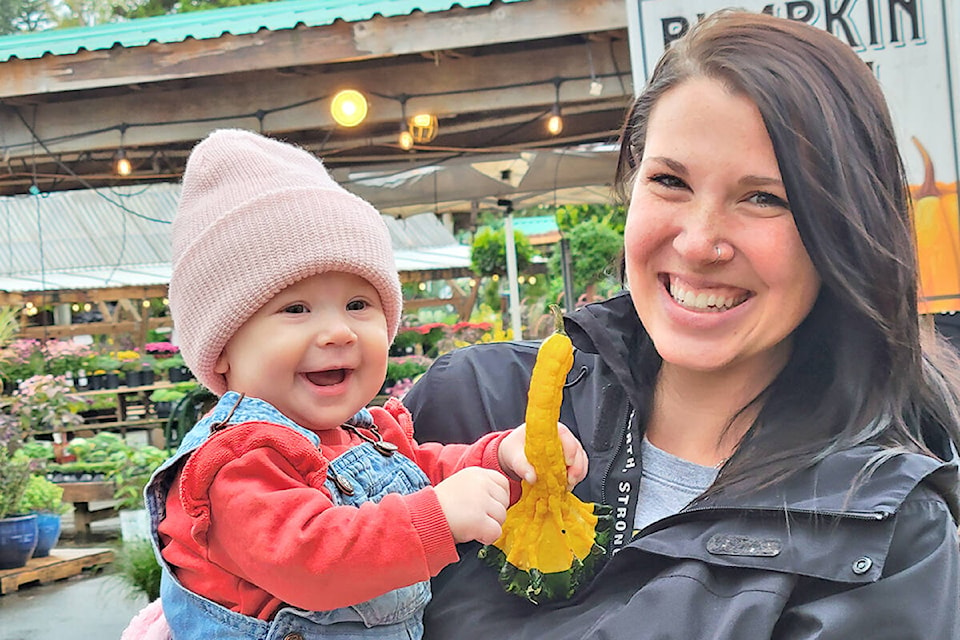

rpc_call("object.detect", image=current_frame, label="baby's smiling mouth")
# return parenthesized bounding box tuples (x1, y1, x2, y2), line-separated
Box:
(305, 369, 349, 386)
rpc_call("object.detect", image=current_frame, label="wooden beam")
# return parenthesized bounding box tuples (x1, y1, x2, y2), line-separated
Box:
(0, 0, 626, 99)
(398, 267, 476, 284)
(0, 38, 631, 160)
(17, 317, 170, 340)
(0, 285, 169, 306)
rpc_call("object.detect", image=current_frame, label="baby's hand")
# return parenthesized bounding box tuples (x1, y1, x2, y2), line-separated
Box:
(434, 467, 510, 545)
(498, 423, 588, 491)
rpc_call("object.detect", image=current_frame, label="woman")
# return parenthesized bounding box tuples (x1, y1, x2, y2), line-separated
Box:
(405, 10, 960, 639)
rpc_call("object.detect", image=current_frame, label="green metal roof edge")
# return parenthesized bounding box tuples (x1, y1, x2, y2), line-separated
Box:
(512, 215, 559, 235)
(0, 0, 529, 62)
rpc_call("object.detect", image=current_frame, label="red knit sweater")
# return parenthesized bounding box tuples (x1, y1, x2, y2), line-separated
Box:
(158, 398, 515, 620)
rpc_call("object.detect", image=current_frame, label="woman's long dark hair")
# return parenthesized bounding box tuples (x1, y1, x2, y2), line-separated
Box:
(615, 11, 960, 496)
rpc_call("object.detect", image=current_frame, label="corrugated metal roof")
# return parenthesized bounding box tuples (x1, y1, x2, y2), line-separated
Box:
(0, 184, 177, 287)
(0, 182, 470, 293)
(0, 0, 529, 62)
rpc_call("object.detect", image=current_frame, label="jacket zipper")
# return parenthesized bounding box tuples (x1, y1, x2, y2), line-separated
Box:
(600, 407, 634, 505)
(634, 504, 892, 540)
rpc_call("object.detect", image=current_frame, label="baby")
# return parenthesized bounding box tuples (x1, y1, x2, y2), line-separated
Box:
(134, 129, 586, 639)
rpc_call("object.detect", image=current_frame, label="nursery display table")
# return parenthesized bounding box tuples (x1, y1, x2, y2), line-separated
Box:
(32, 382, 179, 447)
(58, 480, 118, 538)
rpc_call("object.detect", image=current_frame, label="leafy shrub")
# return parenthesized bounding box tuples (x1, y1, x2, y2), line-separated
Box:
(18, 474, 69, 514)
(116, 539, 162, 601)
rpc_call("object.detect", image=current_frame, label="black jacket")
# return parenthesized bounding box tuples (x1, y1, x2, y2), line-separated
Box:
(405, 293, 960, 639)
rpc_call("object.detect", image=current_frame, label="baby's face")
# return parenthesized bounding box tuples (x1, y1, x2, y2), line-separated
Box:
(214, 271, 389, 431)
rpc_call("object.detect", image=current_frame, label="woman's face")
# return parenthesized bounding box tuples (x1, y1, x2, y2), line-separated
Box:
(624, 76, 820, 380)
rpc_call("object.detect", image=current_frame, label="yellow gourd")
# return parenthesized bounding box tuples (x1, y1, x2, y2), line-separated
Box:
(478, 306, 611, 604)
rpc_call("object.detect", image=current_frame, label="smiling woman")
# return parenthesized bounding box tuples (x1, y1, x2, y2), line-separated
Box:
(624, 76, 822, 465)
(404, 9, 960, 640)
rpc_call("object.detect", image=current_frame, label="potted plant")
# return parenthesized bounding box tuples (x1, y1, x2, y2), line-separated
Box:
(78, 394, 119, 425)
(138, 354, 157, 386)
(17, 474, 69, 557)
(42, 339, 93, 379)
(109, 444, 168, 542)
(154, 352, 192, 382)
(149, 388, 180, 419)
(9, 375, 89, 439)
(0, 432, 38, 569)
(88, 353, 122, 389)
(0, 338, 44, 394)
(116, 350, 145, 387)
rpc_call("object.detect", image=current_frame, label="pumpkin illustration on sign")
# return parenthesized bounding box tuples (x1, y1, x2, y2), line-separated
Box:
(478, 306, 612, 604)
(912, 137, 960, 314)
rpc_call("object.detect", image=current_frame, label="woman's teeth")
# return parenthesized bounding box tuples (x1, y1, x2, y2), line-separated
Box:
(669, 282, 746, 312)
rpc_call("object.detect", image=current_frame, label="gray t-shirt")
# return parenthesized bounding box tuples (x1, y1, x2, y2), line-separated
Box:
(633, 437, 719, 532)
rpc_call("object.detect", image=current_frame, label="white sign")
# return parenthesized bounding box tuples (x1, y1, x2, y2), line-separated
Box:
(627, 0, 958, 187)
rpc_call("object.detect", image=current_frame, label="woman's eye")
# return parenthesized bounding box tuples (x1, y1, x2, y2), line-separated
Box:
(747, 191, 790, 210)
(648, 173, 687, 190)
(346, 300, 368, 312)
(283, 303, 308, 314)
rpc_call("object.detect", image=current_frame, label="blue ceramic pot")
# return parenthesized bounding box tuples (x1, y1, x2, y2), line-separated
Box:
(32, 512, 62, 558)
(0, 514, 38, 569)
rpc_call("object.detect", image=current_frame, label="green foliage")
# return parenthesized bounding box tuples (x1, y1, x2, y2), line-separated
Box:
(116, 539, 162, 601)
(151, 352, 185, 373)
(385, 357, 432, 383)
(19, 439, 54, 462)
(110, 445, 168, 511)
(470, 227, 535, 277)
(148, 382, 196, 404)
(548, 219, 623, 301)
(0, 447, 31, 519)
(0, 306, 19, 347)
(66, 432, 128, 463)
(10, 374, 88, 433)
(118, 0, 277, 19)
(18, 474, 68, 514)
(0, 0, 46, 35)
(553, 203, 626, 234)
(89, 353, 122, 373)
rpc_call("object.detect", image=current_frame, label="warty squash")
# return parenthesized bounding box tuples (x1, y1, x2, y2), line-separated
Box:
(478, 306, 612, 605)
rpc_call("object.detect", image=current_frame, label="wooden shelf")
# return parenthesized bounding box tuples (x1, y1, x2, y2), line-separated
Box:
(32, 382, 179, 446)
(74, 381, 176, 397)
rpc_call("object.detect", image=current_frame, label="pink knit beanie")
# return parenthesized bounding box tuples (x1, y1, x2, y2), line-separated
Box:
(169, 129, 402, 396)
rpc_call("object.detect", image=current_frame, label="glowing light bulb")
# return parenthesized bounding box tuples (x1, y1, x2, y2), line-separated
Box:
(399, 129, 414, 151)
(547, 104, 563, 136)
(330, 89, 368, 127)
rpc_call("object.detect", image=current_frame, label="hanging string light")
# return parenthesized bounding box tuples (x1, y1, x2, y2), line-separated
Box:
(330, 89, 368, 127)
(547, 80, 563, 136)
(398, 97, 414, 151)
(114, 149, 132, 176)
(409, 113, 438, 144)
(114, 124, 132, 176)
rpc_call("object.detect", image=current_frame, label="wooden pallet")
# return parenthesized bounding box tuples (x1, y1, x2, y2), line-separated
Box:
(0, 547, 114, 595)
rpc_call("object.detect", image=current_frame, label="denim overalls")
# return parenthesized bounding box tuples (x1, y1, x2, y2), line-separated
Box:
(145, 392, 432, 639)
